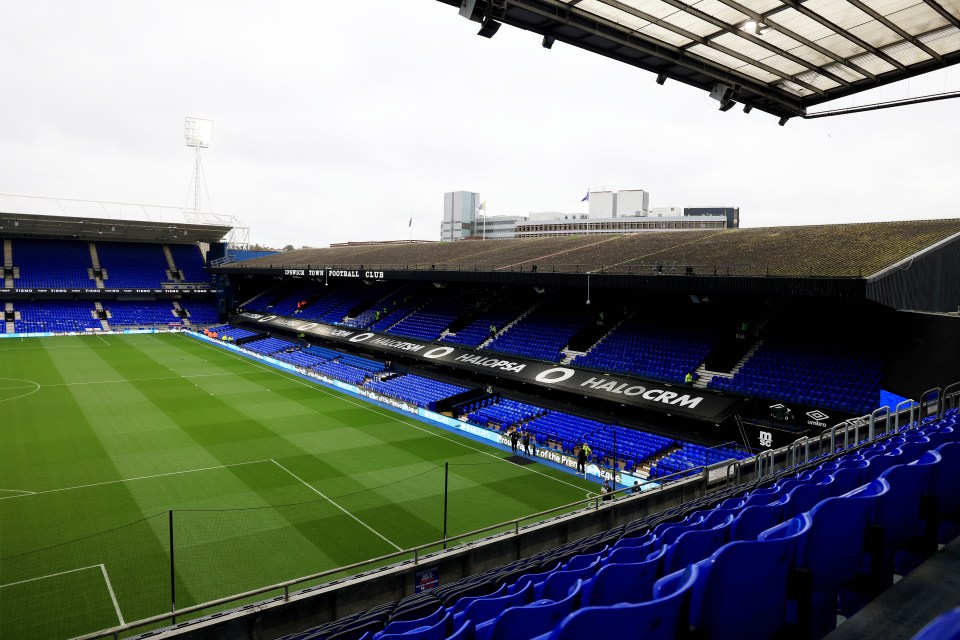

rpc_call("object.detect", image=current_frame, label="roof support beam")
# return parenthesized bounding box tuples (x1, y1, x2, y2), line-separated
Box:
(776, 0, 907, 71)
(845, 0, 943, 62)
(918, 0, 960, 31)
(598, 0, 828, 95)
(711, 0, 878, 82)
(507, 0, 807, 116)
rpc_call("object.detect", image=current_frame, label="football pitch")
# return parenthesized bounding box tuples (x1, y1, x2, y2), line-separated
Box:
(0, 333, 596, 639)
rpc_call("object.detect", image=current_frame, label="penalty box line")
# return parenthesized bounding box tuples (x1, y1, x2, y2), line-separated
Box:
(0, 563, 125, 625)
(0, 459, 273, 502)
(270, 459, 404, 552)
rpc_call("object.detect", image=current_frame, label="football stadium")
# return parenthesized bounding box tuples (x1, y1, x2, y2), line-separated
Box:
(4, 2, 960, 640)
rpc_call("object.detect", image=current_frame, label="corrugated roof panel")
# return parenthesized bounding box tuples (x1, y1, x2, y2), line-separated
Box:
(834, 45, 901, 72)
(886, 3, 950, 37)
(689, 43, 785, 81)
(771, 8, 846, 42)
(921, 26, 960, 56)
(623, 0, 691, 22)
(847, 21, 909, 48)
(577, 0, 651, 29)
(637, 22, 696, 47)
(679, 0, 749, 25)
(882, 43, 934, 64)
(735, 0, 785, 13)
(712, 32, 812, 75)
(803, 0, 874, 30)
(665, 10, 728, 37)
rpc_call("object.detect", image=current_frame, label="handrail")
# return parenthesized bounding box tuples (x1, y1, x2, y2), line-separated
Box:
(74, 464, 704, 640)
(74, 379, 960, 640)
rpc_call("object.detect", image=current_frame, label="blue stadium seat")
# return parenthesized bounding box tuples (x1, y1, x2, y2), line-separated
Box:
(913, 607, 960, 640)
(548, 564, 698, 640)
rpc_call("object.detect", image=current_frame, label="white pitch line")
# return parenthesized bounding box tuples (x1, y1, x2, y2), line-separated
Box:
(0, 459, 272, 501)
(270, 459, 403, 552)
(189, 336, 589, 493)
(0, 564, 102, 589)
(96, 335, 110, 346)
(0, 371, 249, 391)
(0, 488, 36, 495)
(99, 564, 125, 625)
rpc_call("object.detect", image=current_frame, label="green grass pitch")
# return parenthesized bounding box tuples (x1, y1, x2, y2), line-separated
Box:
(0, 333, 596, 639)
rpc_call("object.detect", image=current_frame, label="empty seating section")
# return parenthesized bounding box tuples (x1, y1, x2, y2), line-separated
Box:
(13, 238, 92, 289)
(369, 288, 435, 333)
(167, 244, 209, 283)
(279, 410, 959, 640)
(709, 343, 881, 414)
(97, 241, 171, 288)
(527, 412, 677, 470)
(575, 319, 715, 384)
(649, 443, 746, 480)
(384, 296, 470, 341)
(248, 281, 326, 316)
(207, 324, 258, 340)
(12, 301, 101, 333)
(244, 336, 296, 355)
(179, 301, 218, 324)
(466, 398, 545, 429)
(299, 284, 389, 325)
(365, 374, 467, 408)
(441, 293, 526, 348)
(346, 286, 414, 329)
(486, 302, 589, 362)
(105, 301, 178, 326)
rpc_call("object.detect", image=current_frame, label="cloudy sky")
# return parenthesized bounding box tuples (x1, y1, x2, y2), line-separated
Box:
(1, 1, 958, 248)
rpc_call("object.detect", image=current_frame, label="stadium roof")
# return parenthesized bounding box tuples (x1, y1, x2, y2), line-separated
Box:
(0, 211, 232, 244)
(437, 0, 960, 120)
(218, 218, 960, 278)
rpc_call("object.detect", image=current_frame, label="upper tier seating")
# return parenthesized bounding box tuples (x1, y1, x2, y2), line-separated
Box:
(167, 244, 210, 283)
(485, 301, 590, 362)
(574, 319, 716, 385)
(97, 242, 171, 289)
(709, 342, 881, 414)
(12, 238, 92, 289)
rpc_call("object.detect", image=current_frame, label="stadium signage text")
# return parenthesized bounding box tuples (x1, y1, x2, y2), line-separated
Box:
(238, 312, 740, 420)
(281, 269, 386, 279)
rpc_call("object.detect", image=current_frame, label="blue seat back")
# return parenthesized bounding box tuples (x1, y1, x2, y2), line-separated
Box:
(550, 565, 698, 640)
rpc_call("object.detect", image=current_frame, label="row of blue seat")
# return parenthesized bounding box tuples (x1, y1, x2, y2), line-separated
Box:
(278, 411, 958, 640)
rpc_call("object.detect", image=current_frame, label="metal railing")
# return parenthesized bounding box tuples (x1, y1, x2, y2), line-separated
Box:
(75, 463, 713, 640)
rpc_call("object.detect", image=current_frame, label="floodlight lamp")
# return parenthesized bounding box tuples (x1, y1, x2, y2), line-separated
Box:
(185, 117, 213, 148)
(740, 20, 767, 35)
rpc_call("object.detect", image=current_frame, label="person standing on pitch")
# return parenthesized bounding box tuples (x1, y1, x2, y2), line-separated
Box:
(510, 428, 519, 454)
(522, 430, 530, 457)
(577, 444, 588, 475)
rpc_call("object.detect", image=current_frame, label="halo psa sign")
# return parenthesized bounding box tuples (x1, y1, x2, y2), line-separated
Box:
(237, 313, 740, 420)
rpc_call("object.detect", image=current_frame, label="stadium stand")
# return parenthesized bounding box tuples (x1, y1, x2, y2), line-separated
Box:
(178, 300, 219, 324)
(574, 318, 716, 385)
(103, 300, 180, 326)
(167, 243, 210, 283)
(485, 298, 591, 362)
(364, 374, 467, 408)
(12, 238, 93, 289)
(275, 409, 960, 640)
(96, 241, 172, 288)
(709, 340, 882, 414)
(12, 300, 101, 333)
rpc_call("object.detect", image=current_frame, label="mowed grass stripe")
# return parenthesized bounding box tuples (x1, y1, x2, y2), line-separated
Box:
(1, 334, 597, 639)
(0, 338, 191, 636)
(95, 336, 406, 604)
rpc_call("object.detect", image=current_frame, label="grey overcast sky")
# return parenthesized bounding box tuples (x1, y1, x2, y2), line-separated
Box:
(1, 1, 958, 248)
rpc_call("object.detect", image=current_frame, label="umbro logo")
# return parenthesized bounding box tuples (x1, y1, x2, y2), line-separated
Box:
(806, 410, 829, 421)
